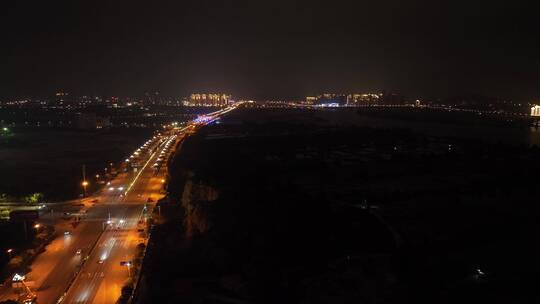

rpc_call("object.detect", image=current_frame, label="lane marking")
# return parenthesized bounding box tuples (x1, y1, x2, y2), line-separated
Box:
(124, 151, 157, 196)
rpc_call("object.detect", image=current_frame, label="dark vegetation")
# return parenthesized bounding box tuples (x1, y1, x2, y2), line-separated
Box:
(0, 221, 54, 282)
(356, 107, 531, 128)
(142, 108, 540, 303)
(0, 127, 153, 200)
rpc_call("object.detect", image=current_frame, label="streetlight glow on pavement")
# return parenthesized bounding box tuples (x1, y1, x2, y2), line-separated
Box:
(0, 107, 235, 304)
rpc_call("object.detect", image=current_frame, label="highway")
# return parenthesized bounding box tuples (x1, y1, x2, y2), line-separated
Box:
(60, 131, 180, 304)
(0, 129, 178, 304)
(0, 104, 239, 304)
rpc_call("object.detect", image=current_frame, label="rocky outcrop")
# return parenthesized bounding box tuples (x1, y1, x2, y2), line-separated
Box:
(181, 178, 219, 237)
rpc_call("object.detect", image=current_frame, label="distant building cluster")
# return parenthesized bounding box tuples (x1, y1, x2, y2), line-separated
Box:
(531, 105, 540, 117)
(346, 93, 381, 105)
(305, 93, 383, 106)
(184, 93, 232, 107)
(305, 94, 346, 106)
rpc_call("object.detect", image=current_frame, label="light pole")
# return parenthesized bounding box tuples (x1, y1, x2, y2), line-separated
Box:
(125, 261, 132, 277)
(6, 248, 13, 259)
(82, 180, 89, 197)
(82, 164, 89, 197)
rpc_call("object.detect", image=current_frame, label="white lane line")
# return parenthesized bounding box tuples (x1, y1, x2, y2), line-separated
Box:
(124, 150, 157, 196)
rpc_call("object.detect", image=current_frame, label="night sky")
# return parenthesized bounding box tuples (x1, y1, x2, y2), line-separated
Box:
(1, 1, 538, 100)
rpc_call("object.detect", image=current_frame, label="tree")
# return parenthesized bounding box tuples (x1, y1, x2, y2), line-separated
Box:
(24, 193, 44, 204)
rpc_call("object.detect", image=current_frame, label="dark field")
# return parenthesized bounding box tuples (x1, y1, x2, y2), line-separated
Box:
(141, 108, 540, 304)
(0, 127, 154, 200)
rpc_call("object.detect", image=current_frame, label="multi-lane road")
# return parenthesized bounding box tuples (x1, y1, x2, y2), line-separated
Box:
(0, 104, 238, 304)
(60, 135, 174, 304)
(30, 130, 179, 304)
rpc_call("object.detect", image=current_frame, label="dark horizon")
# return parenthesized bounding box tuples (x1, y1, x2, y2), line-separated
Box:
(1, 1, 539, 101)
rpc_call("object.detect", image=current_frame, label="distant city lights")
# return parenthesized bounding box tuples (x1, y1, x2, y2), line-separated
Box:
(531, 105, 540, 117)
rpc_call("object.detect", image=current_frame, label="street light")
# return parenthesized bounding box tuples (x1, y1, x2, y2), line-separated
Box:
(34, 223, 41, 229)
(82, 180, 89, 197)
(125, 261, 132, 277)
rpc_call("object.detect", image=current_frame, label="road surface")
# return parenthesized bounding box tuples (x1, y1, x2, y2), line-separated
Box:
(60, 132, 181, 304)
(0, 104, 239, 304)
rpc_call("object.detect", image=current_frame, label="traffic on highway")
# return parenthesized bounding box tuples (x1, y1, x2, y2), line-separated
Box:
(0, 105, 239, 304)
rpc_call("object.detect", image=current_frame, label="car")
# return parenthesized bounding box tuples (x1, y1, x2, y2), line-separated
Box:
(76, 249, 82, 255)
(64, 231, 71, 236)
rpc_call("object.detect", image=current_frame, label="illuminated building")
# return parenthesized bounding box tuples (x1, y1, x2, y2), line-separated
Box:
(186, 93, 232, 106)
(54, 91, 71, 106)
(305, 96, 317, 104)
(346, 93, 380, 105)
(531, 105, 540, 117)
(307, 94, 346, 106)
(306, 93, 382, 106)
